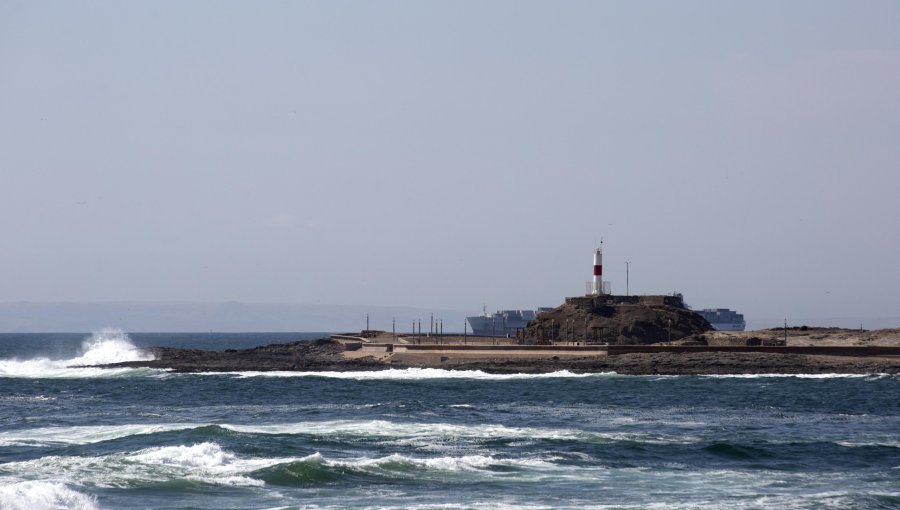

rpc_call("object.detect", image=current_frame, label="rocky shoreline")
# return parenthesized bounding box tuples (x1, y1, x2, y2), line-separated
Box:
(103, 331, 900, 375)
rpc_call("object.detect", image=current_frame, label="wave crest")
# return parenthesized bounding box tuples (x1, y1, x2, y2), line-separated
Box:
(0, 328, 154, 378)
(0, 481, 98, 510)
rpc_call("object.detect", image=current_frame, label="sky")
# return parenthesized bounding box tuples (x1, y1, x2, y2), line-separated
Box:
(1, 1, 899, 328)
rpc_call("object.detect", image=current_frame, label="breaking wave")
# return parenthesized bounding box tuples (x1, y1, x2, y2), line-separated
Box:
(0, 328, 154, 379)
(1, 443, 275, 489)
(1, 443, 575, 490)
(0, 480, 98, 510)
(0, 423, 201, 447)
(254, 451, 568, 487)
(0, 419, 697, 449)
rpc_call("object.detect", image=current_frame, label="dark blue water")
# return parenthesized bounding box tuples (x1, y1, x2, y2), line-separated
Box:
(1, 331, 898, 509)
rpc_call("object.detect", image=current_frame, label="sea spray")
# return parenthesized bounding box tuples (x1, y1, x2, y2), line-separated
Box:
(0, 328, 153, 378)
(70, 328, 154, 365)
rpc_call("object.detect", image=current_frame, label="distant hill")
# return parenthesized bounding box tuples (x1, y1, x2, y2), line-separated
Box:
(0, 302, 467, 333)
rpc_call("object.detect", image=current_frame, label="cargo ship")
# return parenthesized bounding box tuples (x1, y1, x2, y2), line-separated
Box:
(696, 308, 746, 331)
(466, 307, 554, 336)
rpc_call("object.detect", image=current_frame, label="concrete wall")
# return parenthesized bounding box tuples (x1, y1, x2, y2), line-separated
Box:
(606, 345, 900, 356)
(564, 295, 685, 309)
(393, 344, 607, 352)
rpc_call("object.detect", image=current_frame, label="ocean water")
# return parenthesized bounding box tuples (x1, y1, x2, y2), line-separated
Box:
(1, 330, 898, 510)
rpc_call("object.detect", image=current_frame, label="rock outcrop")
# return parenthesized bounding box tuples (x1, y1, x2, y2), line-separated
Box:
(522, 294, 712, 344)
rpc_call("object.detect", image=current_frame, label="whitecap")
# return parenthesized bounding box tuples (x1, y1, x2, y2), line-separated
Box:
(835, 440, 900, 448)
(0, 480, 98, 510)
(222, 419, 697, 447)
(0, 442, 280, 489)
(198, 368, 614, 380)
(0, 423, 202, 447)
(700, 373, 885, 379)
(326, 452, 559, 472)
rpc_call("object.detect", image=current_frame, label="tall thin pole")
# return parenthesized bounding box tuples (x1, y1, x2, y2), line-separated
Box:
(626, 261, 631, 297)
(392, 317, 395, 342)
(784, 319, 788, 345)
(366, 313, 369, 331)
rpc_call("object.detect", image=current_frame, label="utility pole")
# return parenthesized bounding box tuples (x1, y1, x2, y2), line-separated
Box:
(392, 317, 395, 342)
(366, 313, 369, 331)
(625, 261, 631, 296)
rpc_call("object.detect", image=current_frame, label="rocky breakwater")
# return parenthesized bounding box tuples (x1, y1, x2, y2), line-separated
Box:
(523, 294, 712, 344)
(106, 338, 385, 372)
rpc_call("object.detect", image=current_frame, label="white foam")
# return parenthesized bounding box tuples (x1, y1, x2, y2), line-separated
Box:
(0, 418, 694, 451)
(203, 368, 612, 380)
(0, 328, 155, 379)
(222, 419, 695, 446)
(130, 442, 237, 468)
(700, 373, 885, 379)
(223, 419, 578, 441)
(0, 481, 98, 510)
(835, 440, 900, 448)
(0, 443, 280, 489)
(0, 423, 201, 447)
(326, 452, 559, 472)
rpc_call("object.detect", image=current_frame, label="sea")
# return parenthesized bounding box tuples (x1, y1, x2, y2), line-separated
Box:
(1, 329, 898, 510)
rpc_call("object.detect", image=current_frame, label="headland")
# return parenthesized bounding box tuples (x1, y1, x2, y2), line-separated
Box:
(103, 326, 900, 375)
(99, 294, 900, 375)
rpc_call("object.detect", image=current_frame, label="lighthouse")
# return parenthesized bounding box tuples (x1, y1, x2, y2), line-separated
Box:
(591, 243, 604, 295)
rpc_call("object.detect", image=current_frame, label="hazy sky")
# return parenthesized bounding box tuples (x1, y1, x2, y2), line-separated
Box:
(2, 1, 899, 323)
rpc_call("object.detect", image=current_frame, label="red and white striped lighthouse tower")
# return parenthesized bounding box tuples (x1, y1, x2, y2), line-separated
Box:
(592, 242, 604, 295)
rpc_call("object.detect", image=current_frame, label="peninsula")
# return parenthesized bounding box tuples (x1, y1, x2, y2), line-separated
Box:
(103, 326, 900, 375)
(100, 294, 900, 375)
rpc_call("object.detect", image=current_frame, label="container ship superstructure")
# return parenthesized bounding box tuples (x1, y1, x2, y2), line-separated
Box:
(466, 308, 554, 337)
(695, 308, 746, 331)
